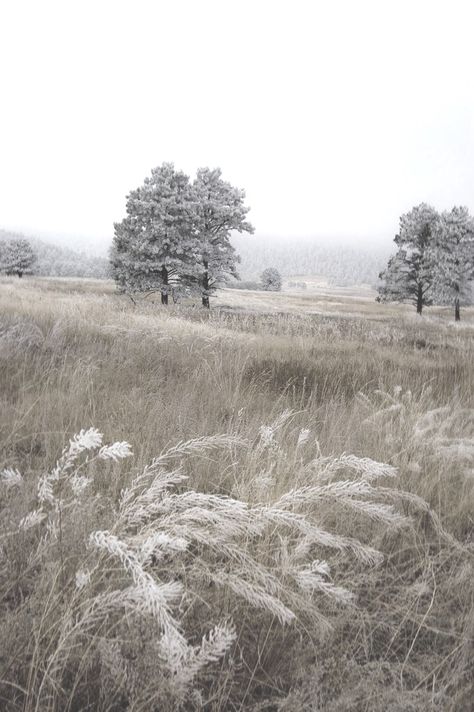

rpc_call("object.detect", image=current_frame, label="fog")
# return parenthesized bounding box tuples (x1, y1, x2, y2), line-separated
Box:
(1, 0, 474, 253)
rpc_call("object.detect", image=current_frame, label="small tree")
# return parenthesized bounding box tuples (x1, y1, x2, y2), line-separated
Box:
(0, 238, 36, 278)
(431, 206, 474, 321)
(260, 267, 282, 291)
(377, 203, 438, 314)
(111, 163, 198, 304)
(192, 168, 254, 308)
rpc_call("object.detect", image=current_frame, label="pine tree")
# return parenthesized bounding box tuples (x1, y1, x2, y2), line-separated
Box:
(431, 206, 474, 321)
(192, 168, 254, 308)
(0, 238, 36, 278)
(111, 163, 198, 304)
(260, 267, 282, 291)
(377, 203, 438, 314)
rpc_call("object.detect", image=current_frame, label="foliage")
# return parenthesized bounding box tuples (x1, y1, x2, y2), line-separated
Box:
(191, 167, 254, 307)
(378, 203, 474, 320)
(377, 203, 439, 314)
(111, 163, 198, 304)
(0, 237, 36, 277)
(261, 266, 282, 291)
(111, 164, 253, 307)
(431, 206, 474, 321)
(0, 229, 109, 278)
(231, 233, 391, 286)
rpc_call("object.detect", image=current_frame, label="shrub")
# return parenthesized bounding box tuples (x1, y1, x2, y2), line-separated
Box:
(261, 267, 282, 291)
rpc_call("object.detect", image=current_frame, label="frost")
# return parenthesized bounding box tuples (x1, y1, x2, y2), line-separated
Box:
(0, 468, 23, 489)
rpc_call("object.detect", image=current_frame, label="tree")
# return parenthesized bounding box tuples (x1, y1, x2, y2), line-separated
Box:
(0, 238, 36, 278)
(192, 168, 254, 308)
(377, 203, 438, 314)
(111, 165, 254, 308)
(431, 206, 474, 321)
(260, 267, 282, 291)
(110, 163, 198, 304)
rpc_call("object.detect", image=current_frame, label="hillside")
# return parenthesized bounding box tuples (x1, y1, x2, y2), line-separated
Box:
(232, 234, 391, 286)
(0, 229, 109, 278)
(1, 228, 393, 287)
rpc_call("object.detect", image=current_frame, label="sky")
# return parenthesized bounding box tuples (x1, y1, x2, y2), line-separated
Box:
(1, 0, 474, 253)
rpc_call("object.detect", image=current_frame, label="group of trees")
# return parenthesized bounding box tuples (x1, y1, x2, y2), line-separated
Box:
(110, 163, 254, 307)
(0, 230, 110, 279)
(3, 192, 472, 321)
(0, 237, 36, 277)
(378, 204, 474, 320)
(231, 234, 390, 287)
(31, 243, 109, 279)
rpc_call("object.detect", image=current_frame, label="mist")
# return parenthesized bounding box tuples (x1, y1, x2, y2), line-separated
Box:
(2, 0, 474, 250)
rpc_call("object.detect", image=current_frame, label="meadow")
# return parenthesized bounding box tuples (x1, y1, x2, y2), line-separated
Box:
(0, 276, 473, 711)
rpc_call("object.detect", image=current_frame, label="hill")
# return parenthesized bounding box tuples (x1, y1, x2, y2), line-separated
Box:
(231, 235, 391, 286)
(0, 229, 109, 278)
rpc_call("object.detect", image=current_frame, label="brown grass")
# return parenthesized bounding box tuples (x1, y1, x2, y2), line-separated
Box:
(0, 275, 473, 710)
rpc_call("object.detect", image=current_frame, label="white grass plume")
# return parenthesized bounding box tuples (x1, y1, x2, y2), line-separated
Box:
(0, 468, 23, 489)
(2, 424, 459, 709)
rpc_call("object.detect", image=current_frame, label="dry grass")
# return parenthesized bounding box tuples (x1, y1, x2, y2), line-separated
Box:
(0, 275, 473, 710)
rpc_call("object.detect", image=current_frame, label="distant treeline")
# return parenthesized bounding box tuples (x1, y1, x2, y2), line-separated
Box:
(231, 235, 391, 287)
(0, 230, 109, 279)
(0, 229, 391, 286)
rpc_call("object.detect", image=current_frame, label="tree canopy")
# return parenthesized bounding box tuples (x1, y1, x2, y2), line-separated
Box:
(192, 168, 254, 307)
(260, 267, 282, 291)
(377, 203, 438, 314)
(0, 237, 36, 278)
(111, 163, 198, 304)
(378, 203, 474, 319)
(111, 164, 253, 307)
(431, 206, 474, 321)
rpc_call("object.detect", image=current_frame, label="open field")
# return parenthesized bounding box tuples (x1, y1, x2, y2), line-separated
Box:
(0, 276, 473, 711)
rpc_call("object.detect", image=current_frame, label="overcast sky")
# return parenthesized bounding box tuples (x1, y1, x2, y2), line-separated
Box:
(1, 0, 474, 252)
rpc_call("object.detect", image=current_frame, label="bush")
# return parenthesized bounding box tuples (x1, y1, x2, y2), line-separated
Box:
(261, 267, 282, 291)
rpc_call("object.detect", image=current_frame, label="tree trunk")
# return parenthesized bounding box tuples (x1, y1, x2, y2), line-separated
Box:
(17, 271, 23, 278)
(454, 297, 460, 322)
(416, 284, 423, 315)
(161, 265, 168, 305)
(202, 260, 210, 309)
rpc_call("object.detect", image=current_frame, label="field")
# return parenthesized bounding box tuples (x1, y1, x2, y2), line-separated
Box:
(1, 277, 473, 711)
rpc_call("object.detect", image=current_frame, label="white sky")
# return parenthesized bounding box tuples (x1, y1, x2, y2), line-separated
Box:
(1, 0, 474, 252)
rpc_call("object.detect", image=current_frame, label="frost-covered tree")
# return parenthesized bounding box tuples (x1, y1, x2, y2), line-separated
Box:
(431, 206, 474, 321)
(192, 168, 254, 308)
(111, 163, 198, 304)
(0, 238, 36, 277)
(260, 267, 282, 291)
(377, 203, 438, 314)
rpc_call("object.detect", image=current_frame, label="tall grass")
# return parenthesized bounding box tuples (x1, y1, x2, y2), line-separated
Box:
(0, 277, 473, 710)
